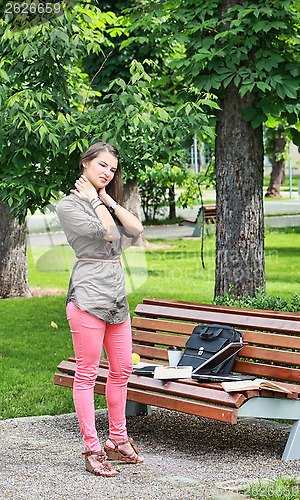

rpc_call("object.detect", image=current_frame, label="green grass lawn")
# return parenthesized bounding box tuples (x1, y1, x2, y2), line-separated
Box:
(0, 232, 300, 420)
(243, 476, 300, 500)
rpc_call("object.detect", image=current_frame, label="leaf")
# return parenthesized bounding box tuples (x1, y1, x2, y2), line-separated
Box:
(251, 112, 265, 129)
(257, 82, 271, 92)
(51, 321, 58, 329)
(157, 108, 169, 121)
(234, 74, 240, 86)
(185, 103, 191, 115)
(265, 115, 278, 127)
(282, 80, 298, 99)
(290, 129, 300, 146)
(120, 37, 137, 50)
(253, 21, 271, 33)
(286, 113, 297, 126)
(223, 74, 234, 88)
(55, 29, 69, 44)
(115, 78, 126, 90)
(0, 69, 10, 82)
(39, 125, 47, 142)
(243, 106, 258, 122)
(131, 72, 140, 84)
(22, 45, 31, 59)
(26, 184, 36, 194)
(132, 115, 140, 127)
(49, 133, 59, 148)
(277, 84, 286, 100)
(69, 142, 77, 154)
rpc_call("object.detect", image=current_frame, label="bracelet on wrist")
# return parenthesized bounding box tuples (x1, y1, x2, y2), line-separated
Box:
(90, 197, 99, 205)
(108, 202, 119, 214)
(92, 201, 104, 210)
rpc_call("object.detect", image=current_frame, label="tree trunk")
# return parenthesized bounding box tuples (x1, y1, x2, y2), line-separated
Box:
(0, 202, 31, 299)
(122, 178, 147, 247)
(265, 126, 286, 198)
(168, 184, 176, 219)
(214, 82, 265, 299)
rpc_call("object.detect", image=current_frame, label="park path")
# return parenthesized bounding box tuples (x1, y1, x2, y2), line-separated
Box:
(0, 407, 299, 500)
(27, 197, 300, 246)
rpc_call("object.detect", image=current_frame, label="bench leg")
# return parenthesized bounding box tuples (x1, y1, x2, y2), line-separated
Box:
(192, 218, 204, 237)
(238, 397, 300, 461)
(192, 225, 201, 237)
(125, 400, 152, 416)
(192, 212, 205, 237)
(282, 420, 300, 462)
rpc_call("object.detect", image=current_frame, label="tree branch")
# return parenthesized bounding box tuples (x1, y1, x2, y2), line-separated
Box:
(82, 50, 113, 113)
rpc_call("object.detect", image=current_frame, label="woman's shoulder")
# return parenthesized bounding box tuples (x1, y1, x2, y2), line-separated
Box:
(56, 193, 82, 212)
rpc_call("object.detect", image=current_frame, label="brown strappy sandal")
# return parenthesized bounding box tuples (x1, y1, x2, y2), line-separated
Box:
(82, 450, 117, 476)
(104, 437, 144, 463)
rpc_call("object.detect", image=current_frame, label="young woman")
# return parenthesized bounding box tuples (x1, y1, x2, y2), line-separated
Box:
(56, 141, 144, 477)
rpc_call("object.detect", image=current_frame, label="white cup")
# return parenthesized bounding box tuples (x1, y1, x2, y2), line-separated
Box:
(168, 346, 182, 366)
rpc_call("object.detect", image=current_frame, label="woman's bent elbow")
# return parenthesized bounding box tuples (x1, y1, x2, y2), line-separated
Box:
(104, 232, 121, 242)
(131, 224, 144, 236)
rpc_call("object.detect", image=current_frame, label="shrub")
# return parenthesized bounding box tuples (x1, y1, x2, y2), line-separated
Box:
(214, 287, 300, 312)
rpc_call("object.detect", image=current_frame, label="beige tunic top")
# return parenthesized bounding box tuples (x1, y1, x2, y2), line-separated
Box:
(56, 194, 129, 324)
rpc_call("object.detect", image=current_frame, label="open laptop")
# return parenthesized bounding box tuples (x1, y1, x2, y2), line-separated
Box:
(133, 342, 254, 382)
(191, 342, 255, 382)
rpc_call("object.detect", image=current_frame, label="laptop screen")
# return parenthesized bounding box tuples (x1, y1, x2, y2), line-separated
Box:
(192, 342, 245, 374)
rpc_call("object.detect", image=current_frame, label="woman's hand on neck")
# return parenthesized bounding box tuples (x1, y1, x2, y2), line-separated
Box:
(71, 175, 98, 202)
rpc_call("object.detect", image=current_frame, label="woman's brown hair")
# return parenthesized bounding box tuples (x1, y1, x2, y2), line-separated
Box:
(79, 141, 123, 204)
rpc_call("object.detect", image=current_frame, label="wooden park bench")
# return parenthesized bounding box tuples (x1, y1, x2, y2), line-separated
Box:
(179, 204, 216, 237)
(54, 297, 300, 462)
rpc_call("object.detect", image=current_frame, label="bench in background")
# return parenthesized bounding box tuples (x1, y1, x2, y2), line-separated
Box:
(54, 297, 300, 462)
(179, 205, 216, 236)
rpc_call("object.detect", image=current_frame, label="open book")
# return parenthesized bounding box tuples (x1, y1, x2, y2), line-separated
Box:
(221, 378, 292, 394)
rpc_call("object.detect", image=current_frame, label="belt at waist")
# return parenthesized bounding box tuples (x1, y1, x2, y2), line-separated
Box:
(77, 258, 121, 263)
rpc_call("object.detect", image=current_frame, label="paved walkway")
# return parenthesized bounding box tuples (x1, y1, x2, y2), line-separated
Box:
(27, 197, 300, 246)
(1, 408, 299, 500)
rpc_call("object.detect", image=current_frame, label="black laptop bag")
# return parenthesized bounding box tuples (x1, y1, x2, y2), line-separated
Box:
(178, 323, 243, 374)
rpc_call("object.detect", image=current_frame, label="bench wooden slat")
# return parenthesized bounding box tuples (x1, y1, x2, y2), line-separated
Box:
(132, 329, 300, 366)
(234, 359, 300, 383)
(131, 344, 170, 362)
(134, 304, 300, 334)
(126, 388, 236, 422)
(143, 297, 300, 322)
(54, 372, 238, 423)
(59, 359, 300, 397)
(240, 346, 300, 366)
(132, 316, 300, 350)
(132, 316, 195, 335)
(56, 360, 246, 408)
(132, 342, 300, 370)
(242, 330, 300, 350)
(132, 329, 188, 348)
(95, 358, 260, 397)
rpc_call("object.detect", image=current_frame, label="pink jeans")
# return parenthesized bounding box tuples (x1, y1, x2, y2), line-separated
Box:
(66, 301, 133, 451)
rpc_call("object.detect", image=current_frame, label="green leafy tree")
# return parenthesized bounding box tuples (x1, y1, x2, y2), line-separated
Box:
(82, 0, 214, 220)
(123, 0, 300, 298)
(138, 162, 185, 221)
(0, 5, 118, 297)
(0, 5, 209, 297)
